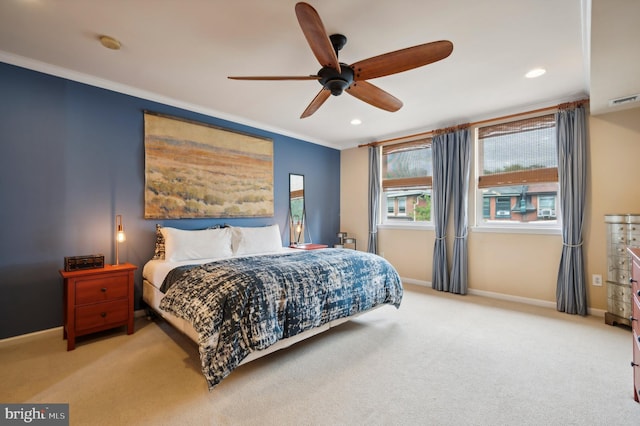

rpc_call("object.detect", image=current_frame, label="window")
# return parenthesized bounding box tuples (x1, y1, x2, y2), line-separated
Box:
(495, 196, 512, 219)
(537, 195, 557, 219)
(482, 198, 490, 218)
(387, 200, 395, 215)
(381, 139, 432, 224)
(397, 197, 406, 215)
(477, 114, 559, 227)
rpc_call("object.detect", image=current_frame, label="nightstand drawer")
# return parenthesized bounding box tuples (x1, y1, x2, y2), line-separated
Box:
(75, 299, 129, 331)
(75, 275, 129, 304)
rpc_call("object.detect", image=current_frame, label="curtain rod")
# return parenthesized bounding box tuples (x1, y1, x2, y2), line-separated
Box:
(358, 98, 589, 148)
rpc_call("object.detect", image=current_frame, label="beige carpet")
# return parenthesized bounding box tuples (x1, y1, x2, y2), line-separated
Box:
(1, 284, 638, 425)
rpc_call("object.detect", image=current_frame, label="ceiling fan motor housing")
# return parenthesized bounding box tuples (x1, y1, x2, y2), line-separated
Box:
(318, 64, 354, 96)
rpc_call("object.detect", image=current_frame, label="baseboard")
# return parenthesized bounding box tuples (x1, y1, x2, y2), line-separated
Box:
(0, 326, 62, 347)
(401, 277, 432, 287)
(134, 308, 147, 318)
(400, 276, 606, 317)
(0, 309, 149, 346)
(468, 288, 556, 310)
(587, 307, 606, 317)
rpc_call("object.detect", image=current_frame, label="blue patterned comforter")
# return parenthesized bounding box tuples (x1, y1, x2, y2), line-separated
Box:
(158, 248, 403, 389)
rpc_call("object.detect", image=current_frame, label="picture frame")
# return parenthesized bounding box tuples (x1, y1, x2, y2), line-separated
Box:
(144, 112, 274, 219)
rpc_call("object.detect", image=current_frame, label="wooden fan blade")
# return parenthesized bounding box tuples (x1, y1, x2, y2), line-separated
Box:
(346, 80, 403, 112)
(295, 2, 340, 73)
(301, 89, 331, 118)
(228, 75, 320, 81)
(351, 40, 453, 81)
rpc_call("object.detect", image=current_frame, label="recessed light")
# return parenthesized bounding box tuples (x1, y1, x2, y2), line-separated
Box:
(525, 68, 546, 78)
(350, 118, 362, 125)
(99, 35, 121, 50)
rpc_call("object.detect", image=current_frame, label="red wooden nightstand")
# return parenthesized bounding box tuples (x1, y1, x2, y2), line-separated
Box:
(59, 263, 137, 350)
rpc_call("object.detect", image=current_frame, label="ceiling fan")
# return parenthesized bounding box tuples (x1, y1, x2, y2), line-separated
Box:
(228, 2, 453, 119)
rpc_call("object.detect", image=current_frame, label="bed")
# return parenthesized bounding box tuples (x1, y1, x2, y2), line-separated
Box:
(142, 224, 403, 389)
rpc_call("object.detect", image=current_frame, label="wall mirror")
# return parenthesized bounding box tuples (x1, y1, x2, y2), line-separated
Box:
(289, 173, 305, 245)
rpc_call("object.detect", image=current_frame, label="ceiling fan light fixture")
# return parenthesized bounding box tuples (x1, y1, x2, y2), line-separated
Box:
(318, 65, 354, 96)
(327, 79, 350, 96)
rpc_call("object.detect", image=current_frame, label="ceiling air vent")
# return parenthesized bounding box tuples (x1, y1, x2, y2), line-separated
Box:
(608, 94, 640, 107)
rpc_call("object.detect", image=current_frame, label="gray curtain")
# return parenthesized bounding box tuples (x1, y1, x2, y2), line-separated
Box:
(450, 128, 471, 294)
(556, 104, 587, 315)
(431, 133, 453, 291)
(367, 146, 381, 254)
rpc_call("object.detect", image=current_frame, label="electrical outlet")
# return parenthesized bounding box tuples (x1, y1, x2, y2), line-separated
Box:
(592, 274, 603, 286)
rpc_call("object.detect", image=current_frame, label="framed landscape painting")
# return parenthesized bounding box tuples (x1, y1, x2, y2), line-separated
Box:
(144, 112, 274, 219)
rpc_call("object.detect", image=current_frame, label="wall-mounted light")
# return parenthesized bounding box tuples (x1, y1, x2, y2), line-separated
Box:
(115, 214, 126, 265)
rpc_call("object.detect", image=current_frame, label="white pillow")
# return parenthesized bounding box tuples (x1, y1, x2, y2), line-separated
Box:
(231, 224, 283, 256)
(160, 227, 232, 262)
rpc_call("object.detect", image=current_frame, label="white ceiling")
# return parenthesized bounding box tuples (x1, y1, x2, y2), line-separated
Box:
(0, 0, 637, 150)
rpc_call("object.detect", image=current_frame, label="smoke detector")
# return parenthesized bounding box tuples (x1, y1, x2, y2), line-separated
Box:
(608, 94, 640, 107)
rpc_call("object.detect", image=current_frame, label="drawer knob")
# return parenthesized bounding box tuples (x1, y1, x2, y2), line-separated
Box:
(101, 287, 107, 292)
(100, 312, 107, 318)
(631, 278, 638, 284)
(631, 316, 638, 322)
(632, 361, 639, 368)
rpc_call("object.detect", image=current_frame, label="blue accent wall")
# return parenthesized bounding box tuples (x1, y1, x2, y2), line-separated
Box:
(0, 62, 340, 339)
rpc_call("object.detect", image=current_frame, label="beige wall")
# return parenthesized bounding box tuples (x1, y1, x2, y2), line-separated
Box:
(587, 108, 640, 309)
(340, 107, 640, 312)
